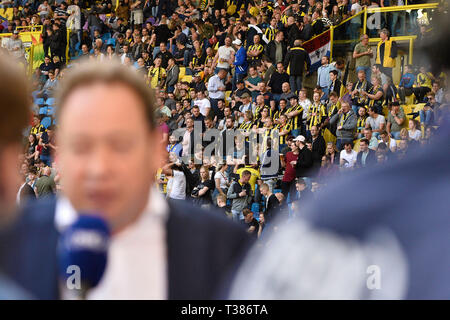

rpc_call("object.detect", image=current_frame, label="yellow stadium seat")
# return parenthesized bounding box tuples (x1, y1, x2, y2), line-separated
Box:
(405, 95, 415, 105)
(181, 75, 192, 83)
(353, 139, 361, 152)
(225, 91, 232, 107)
(178, 66, 186, 81)
(0, 9, 5, 17)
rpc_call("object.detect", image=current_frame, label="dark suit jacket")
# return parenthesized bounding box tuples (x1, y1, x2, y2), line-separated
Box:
(329, 79, 342, 97)
(356, 149, 377, 167)
(0, 197, 252, 300)
(266, 40, 287, 64)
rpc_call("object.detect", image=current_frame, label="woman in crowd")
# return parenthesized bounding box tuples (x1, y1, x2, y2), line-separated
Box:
(192, 165, 215, 209)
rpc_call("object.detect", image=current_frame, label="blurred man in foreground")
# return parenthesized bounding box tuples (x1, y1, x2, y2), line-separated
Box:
(0, 55, 32, 299)
(0, 61, 251, 300)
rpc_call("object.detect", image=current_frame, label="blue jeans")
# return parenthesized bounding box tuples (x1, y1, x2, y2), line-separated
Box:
(352, 104, 362, 115)
(391, 131, 402, 140)
(390, 12, 406, 36)
(40, 154, 52, 167)
(348, 22, 361, 40)
(420, 110, 433, 126)
(356, 66, 371, 84)
(289, 75, 302, 95)
(320, 87, 330, 103)
(231, 209, 244, 222)
(152, 46, 160, 60)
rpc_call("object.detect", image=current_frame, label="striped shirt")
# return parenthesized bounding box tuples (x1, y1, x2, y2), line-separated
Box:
(247, 43, 264, 62)
(286, 104, 304, 130)
(307, 103, 326, 129)
(264, 26, 278, 43)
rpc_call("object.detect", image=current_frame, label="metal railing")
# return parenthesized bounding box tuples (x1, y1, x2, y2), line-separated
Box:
(303, 2, 439, 62)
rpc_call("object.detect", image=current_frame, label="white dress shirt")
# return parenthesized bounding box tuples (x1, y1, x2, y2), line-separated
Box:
(55, 187, 169, 299)
(207, 75, 225, 100)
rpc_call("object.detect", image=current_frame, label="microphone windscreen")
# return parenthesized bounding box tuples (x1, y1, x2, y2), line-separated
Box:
(58, 213, 111, 290)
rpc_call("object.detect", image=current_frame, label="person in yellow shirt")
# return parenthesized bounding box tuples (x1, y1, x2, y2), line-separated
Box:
(148, 57, 166, 89)
(236, 164, 260, 193)
(413, 66, 433, 103)
(307, 91, 326, 136)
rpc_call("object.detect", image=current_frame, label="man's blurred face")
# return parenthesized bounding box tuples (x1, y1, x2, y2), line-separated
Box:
(225, 37, 231, 46)
(344, 144, 352, 152)
(282, 82, 290, 93)
(310, 126, 318, 137)
(279, 100, 286, 109)
(192, 107, 200, 117)
(57, 82, 163, 232)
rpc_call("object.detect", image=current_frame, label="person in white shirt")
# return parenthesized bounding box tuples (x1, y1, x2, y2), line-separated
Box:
(162, 156, 187, 201)
(212, 36, 235, 72)
(408, 119, 422, 141)
(207, 69, 228, 113)
(379, 130, 397, 153)
(299, 88, 312, 122)
(193, 90, 211, 117)
(340, 142, 358, 169)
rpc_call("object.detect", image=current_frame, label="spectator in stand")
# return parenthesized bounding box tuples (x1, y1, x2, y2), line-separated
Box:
(316, 55, 335, 102)
(356, 138, 376, 168)
(387, 101, 406, 139)
(353, 34, 373, 81)
(339, 141, 357, 170)
(268, 62, 290, 104)
(408, 119, 422, 141)
(208, 68, 227, 114)
(227, 170, 253, 223)
(292, 135, 313, 188)
(260, 182, 281, 225)
(375, 28, 397, 79)
(191, 165, 214, 209)
(330, 102, 357, 151)
(266, 31, 287, 65)
(232, 38, 248, 92)
(243, 208, 261, 239)
(379, 130, 397, 153)
(284, 39, 311, 95)
(398, 64, 416, 104)
(310, 125, 326, 177)
(366, 106, 386, 139)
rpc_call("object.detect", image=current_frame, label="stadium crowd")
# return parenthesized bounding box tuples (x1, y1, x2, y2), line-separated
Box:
(1, 0, 449, 238)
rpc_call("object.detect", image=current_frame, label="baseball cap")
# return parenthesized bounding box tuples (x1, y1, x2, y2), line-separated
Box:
(13, 30, 19, 35)
(232, 39, 242, 46)
(293, 135, 306, 142)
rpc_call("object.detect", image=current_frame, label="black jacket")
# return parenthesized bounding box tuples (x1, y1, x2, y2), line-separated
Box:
(311, 135, 326, 164)
(266, 40, 287, 64)
(329, 79, 342, 97)
(0, 197, 252, 299)
(295, 146, 313, 178)
(284, 46, 311, 76)
(356, 149, 377, 168)
(287, 24, 302, 47)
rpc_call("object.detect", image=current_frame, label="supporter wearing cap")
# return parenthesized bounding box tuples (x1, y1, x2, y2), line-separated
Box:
(232, 38, 248, 91)
(290, 135, 313, 189)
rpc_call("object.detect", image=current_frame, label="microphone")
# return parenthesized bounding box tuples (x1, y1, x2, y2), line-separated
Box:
(58, 213, 111, 300)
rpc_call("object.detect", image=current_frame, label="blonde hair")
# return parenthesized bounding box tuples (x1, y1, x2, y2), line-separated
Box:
(56, 60, 156, 130)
